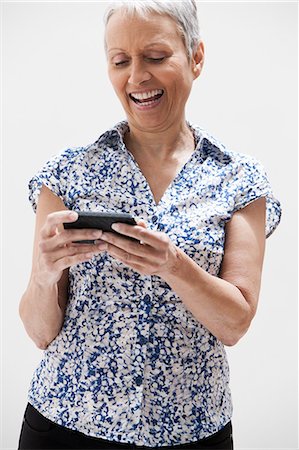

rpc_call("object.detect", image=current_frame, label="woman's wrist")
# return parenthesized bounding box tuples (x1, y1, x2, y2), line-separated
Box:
(158, 245, 186, 282)
(24, 273, 60, 310)
(31, 271, 59, 291)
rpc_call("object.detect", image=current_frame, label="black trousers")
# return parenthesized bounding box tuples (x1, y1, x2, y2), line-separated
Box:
(18, 403, 234, 450)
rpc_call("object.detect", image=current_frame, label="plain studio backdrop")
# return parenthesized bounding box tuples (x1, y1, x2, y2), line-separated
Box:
(1, 1, 298, 449)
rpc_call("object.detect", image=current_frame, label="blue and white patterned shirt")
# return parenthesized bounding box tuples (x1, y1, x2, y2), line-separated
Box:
(27, 121, 281, 447)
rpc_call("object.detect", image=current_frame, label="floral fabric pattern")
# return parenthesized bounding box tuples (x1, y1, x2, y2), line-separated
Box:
(27, 121, 281, 447)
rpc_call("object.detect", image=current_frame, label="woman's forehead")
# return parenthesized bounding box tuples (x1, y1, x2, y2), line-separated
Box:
(105, 10, 182, 50)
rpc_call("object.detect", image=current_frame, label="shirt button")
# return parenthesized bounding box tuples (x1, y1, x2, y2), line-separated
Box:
(135, 376, 143, 386)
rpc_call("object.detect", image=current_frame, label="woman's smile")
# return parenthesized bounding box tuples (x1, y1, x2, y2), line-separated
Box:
(129, 89, 164, 110)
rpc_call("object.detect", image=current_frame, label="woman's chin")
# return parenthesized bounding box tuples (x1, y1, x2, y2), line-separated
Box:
(128, 115, 170, 132)
(126, 101, 173, 130)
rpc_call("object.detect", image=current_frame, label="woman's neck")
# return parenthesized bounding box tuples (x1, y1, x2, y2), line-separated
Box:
(124, 120, 195, 162)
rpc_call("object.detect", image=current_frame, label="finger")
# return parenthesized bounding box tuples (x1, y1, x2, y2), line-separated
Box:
(50, 241, 108, 262)
(136, 220, 147, 244)
(101, 231, 160, 259)
(110, 223, 166, 247)
(70, 241, 107, 252)
(42, 210, 78, 238)
(106, 245, 151, 275)
(52, 250, 101, 272)
(106, 243, 146, 266)
(54, 228, 103, 247)
(40, 229, 103, 252)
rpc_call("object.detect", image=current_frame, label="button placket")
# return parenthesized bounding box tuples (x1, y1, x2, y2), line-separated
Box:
(128, 287, 153, 432)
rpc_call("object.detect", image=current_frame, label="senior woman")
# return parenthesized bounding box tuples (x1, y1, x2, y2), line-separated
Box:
(18, 1, 281, 449)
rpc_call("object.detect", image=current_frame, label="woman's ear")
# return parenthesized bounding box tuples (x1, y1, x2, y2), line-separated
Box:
(192, 40, 205, 79)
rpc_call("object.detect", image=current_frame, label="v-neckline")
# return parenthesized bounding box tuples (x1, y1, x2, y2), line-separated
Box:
(123, 132, 204, 208)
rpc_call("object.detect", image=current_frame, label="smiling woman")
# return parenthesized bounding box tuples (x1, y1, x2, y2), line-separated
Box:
(17, 1, 281, 450)
(105, 9, 204, 135)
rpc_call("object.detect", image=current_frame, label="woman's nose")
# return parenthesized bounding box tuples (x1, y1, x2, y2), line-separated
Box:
(128, 59, 151, 86)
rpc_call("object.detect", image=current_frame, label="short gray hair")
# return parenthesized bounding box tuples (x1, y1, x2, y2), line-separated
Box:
(103, 1, 201, 59)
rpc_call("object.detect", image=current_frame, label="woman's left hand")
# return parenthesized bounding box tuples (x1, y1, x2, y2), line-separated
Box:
(99, 220, 179, 277)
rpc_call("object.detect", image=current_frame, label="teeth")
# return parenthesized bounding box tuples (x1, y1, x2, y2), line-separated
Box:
(131, 89, 163, 101)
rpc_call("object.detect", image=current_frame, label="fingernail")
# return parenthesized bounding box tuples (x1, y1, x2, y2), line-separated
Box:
(111, 223, 120, 231)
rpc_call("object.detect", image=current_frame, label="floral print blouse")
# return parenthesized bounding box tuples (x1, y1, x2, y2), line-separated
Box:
(27, 121, 281, 447)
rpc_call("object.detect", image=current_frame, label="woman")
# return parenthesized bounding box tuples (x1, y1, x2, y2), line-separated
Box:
(18, 1, 281, 449)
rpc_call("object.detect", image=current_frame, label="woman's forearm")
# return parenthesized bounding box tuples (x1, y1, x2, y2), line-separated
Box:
(19, 276, 65, 350)
(161, 248, 252, 346)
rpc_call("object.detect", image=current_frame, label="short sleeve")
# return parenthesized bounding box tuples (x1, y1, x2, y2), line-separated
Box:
(233, 156, 281, 238)
(28, 147, 83, 213)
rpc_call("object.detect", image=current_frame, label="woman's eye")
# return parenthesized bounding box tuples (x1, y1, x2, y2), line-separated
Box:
(146, 57, 165, 63)
(114, 60, 128, 66)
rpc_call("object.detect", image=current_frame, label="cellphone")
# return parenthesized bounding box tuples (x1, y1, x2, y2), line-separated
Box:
(63, 211, 138, 243)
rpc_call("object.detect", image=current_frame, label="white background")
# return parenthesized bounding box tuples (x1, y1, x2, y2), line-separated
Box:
(2, 1, 298, 449)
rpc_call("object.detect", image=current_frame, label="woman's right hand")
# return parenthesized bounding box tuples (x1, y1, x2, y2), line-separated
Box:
(35, 210, 107, 286)
(19, 186, 109, 349)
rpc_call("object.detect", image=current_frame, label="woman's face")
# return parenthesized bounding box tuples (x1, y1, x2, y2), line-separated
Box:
(105, 10, 201, 134)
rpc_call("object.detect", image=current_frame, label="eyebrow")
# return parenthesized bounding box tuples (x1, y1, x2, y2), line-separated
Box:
(107, 42, 171, 54)
(144, 42, 169, 48)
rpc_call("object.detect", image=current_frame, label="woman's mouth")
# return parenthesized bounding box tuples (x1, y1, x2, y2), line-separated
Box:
(129, 89, 164, 108)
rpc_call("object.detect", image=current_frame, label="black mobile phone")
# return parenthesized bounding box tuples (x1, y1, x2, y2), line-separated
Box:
(63, 211, 138, 243)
